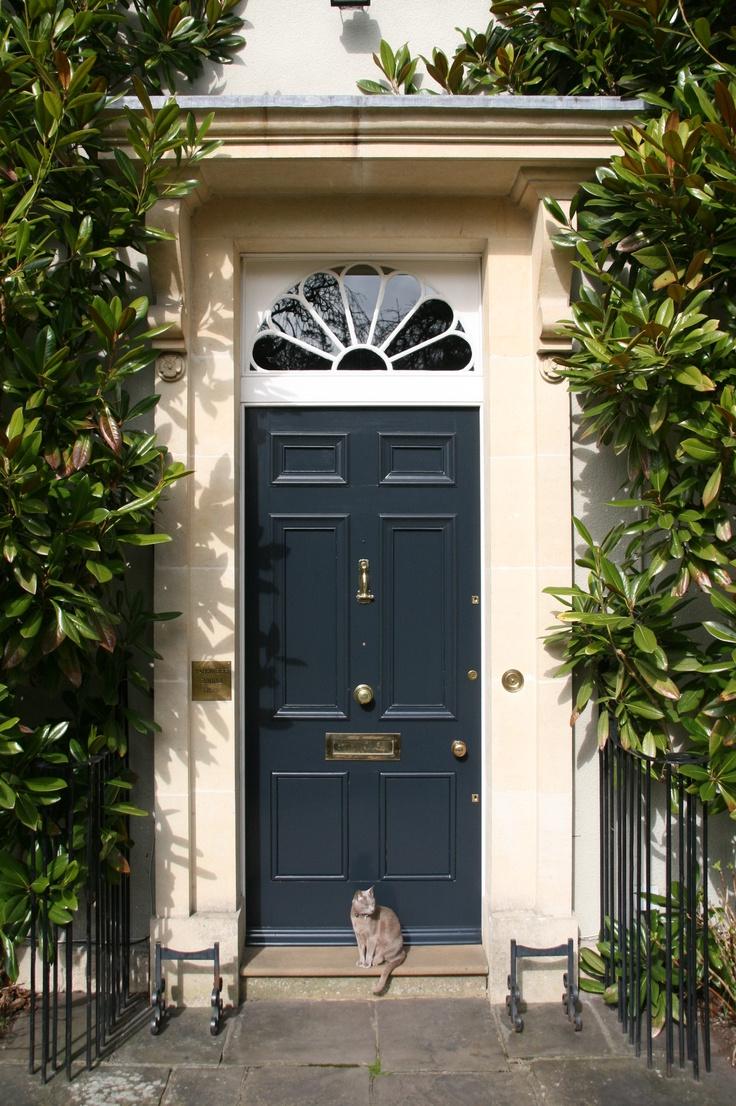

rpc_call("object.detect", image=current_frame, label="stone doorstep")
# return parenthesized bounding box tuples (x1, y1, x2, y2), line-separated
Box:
(241, 944, 488, 977)
(239, 945, 488, 1000)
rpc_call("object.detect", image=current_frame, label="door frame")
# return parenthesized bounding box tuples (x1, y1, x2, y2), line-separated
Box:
(237, 253, 488, 945)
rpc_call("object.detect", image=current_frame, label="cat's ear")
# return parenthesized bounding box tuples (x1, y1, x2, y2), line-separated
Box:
(367, 886, 374, 894)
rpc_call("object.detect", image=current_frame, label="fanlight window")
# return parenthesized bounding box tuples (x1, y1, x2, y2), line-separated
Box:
(250, 264, 473, 372)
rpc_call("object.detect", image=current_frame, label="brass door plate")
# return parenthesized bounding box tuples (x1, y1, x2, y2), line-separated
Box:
(191, 660, 232, 701)
(325, 733, 401, 761)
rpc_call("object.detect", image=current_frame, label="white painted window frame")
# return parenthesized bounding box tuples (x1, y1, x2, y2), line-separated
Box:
(240, 255, 484, 406)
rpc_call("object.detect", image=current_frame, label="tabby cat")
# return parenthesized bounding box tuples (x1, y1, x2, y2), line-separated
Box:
(350, 887, 406, 995)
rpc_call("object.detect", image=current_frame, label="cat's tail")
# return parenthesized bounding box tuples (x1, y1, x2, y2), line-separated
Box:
(372, 949, 407, 995)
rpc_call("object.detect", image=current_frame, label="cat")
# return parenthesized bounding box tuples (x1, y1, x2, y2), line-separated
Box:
(350, 887, 407, 995)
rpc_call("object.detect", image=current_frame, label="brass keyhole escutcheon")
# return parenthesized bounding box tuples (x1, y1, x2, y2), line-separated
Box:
(451, 740, 468, 760)
(353, 683, 374, 706)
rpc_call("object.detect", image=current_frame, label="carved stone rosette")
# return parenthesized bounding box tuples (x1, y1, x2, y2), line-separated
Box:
(156, 352, 186, 383)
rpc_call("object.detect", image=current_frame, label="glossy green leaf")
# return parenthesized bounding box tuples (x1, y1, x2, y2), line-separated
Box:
(0, 778, 17, 810)
(13, 567, 37, 595)
(636, 661, 681, 701)
(580, 947, 606, 975)
(86, 560, 114, 583)
(633, 625, 657, 654)
(47, 904, 74, 925)
(703, 463, 723, 508)
(118, 533, 172, 546)
(24, 777, 67, 793)
(703, 621, 736, 644)
(543, 196, 568, 225)
(105, 802, 148, 818)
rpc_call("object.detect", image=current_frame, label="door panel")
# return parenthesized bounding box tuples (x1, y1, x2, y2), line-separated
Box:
(378, 433, 455, 485)
(382, 517, 456, 718)
(271, 432, 348, 485)
(245, 408, 481, 944)
(271, 515, 348, 717)
(271, 773, 348, 880)
(380, 773, 456, 880)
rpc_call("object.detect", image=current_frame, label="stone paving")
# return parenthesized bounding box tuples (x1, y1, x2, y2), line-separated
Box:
(0, 997, 733, 1105)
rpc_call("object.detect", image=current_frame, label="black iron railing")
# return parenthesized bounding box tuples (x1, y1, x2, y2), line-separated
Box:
(27, 751, 136, 1082)
(599, 731, 711, 1078)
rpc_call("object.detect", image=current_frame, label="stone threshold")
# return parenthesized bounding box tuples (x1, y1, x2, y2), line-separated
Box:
(241, 945, 488, 979)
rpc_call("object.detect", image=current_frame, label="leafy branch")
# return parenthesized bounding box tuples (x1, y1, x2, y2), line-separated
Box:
(0, 0, 242, 978)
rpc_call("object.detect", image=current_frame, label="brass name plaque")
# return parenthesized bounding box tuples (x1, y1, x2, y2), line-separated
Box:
(325, 733, 401, 761)
(191, 660, 232, 701)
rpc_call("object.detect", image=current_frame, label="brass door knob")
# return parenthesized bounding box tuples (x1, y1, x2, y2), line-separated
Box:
(353, 683, 374, 706)
(451, 740, 468, 760)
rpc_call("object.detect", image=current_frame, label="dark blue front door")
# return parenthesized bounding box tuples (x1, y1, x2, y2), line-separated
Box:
(244, 408, 481, 944)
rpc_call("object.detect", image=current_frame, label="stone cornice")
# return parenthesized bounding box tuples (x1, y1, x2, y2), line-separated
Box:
(112, 93, 644, 152)
(108, 94, 642, 200)
(134, 95, 642, 355)
(119, 92, 645, 113)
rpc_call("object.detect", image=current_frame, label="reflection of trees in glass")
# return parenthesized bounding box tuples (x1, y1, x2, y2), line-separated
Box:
(252, 334, 331, 371)
(342, 268, 381, 343)
(250, 266, 473, 372)
(270, 297, 337, 353)
(385, 300, 453, 356)
(373, 274, 421, 346)
(393, 335, 472, 371)
(336, 348, 387, 371)
(303, 272, 351, 346)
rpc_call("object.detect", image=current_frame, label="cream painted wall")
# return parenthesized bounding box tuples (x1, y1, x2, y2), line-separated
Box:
(147, 184, 577, 1000)
(139, 98, 635, 1001)
(190, 0, 493, 95)
(571, 404, 628, 942)
(186, 0, 647, 961)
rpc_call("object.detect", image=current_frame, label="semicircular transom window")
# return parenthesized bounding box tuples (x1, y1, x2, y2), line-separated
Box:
(250, 264, 474, 373)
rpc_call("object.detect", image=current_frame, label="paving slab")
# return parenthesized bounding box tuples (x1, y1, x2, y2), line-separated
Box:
(376, 998, 508, 1072)
(588, 998, 683, 1058)
(57, 1065, 170, 1106)
(241, 1065, 371, 1105)
(223, 1000, 377, 1066)
(532, 1057, 736, 1106)
(0, 1016, 30, 1063)
(3, 994, 733, 1106)
(1, 996, 153, 1069)
(0, 1063, 59, 1105)
(588, 999, 721, 1070)
(162, 1064, 248, 1105)
(372, 1070, 538, 1106)
(496, 1000, 629, 1060)
(107, 1008, 228, 1066)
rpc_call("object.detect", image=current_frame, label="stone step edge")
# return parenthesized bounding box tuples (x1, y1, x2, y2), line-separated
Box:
(241, 946, 488, 979)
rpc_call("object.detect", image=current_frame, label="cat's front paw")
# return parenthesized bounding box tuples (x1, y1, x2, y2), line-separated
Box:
(357, 958, 366, 967)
